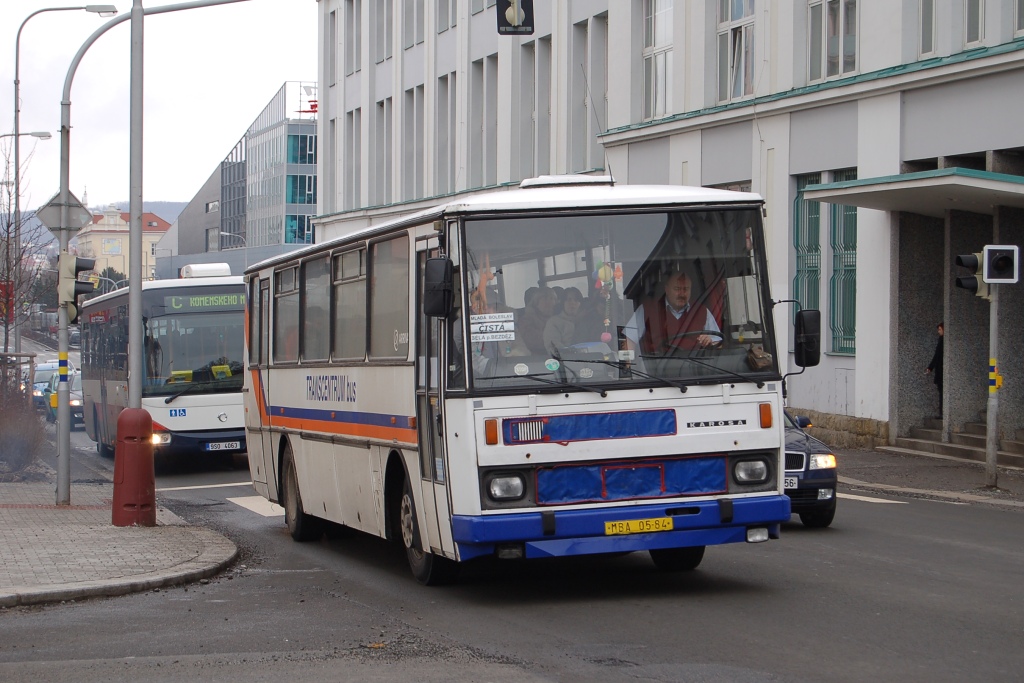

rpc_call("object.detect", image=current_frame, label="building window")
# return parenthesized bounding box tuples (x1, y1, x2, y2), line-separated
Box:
(436, 73, 457, 194)
(285, 215, 314, 244)
(829, 169, 857, 354)
(205, 200, 219, 213)
(468, 55, 497, 188)
(286, 175, 317, 205)
(403, 86, 424, 199)
(438, 0, 456, 32)
(345, 0, 362, 76)
(1017, 0, 1024, 34)
(375, 97, 393, 205)
(920, 0, 934, 56)
(718, 0, 754, 101)
(287, 134, 317, 165)
(792, 174, 822, 318)
(328, 10, 338, 86)
(345, 109, 362, 209)
(809, 0, 857, 81)
(643, 0, 673, 118)
(965, 0, 983, 44)
(375, 0, 393, 63)
(403, 0, 425, 49)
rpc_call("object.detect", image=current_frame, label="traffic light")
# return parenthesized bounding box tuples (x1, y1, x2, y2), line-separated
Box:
(58, 253, 96, 324)
(982, 244, 1019, 284)
(954, 252, 990, 300)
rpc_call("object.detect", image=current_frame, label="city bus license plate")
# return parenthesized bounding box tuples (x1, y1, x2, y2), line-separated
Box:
(784, 477, 799, 489)
(206, 441, 240, 451)
(605, 517, 674, 535)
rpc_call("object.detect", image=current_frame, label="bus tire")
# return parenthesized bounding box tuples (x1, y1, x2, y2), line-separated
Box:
(95, 411, 115, 458)
(649, 545, 705, 572)
(282, 446, 323, 542)
(400, 478, 459, 586)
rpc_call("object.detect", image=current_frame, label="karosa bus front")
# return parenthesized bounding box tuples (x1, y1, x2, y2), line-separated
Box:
(441, 389, 790, 562)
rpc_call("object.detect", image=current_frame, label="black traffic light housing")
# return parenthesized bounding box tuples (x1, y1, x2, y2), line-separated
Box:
(982, 244, 1019, 284)
(58, 253, 96, 324)
(955, 252, 990, 300)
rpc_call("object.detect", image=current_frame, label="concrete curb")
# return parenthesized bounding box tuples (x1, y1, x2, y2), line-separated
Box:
(0, 527, 238, 608)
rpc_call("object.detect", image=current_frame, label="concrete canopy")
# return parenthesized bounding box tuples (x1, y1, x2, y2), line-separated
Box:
(802, 168, 1024, 218)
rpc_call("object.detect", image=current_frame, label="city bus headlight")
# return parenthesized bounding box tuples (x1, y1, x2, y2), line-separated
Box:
(734, 459, 769, 484)
(488, 474, 525, 501)
(151, 432, 171, 446)
(809, 453, 837, 470)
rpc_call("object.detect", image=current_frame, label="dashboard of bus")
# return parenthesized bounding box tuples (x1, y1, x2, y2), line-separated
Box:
(449, 206, 778, 394)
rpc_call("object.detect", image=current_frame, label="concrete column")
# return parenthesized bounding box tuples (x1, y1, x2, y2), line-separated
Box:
(993, 206, 1024, 443)
(946, 210, 993, 436)
(889, 212, 944, 442)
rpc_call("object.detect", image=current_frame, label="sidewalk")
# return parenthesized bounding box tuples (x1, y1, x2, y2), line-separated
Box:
(1, 445, 1021, 610)
(0, 475, 237, 608)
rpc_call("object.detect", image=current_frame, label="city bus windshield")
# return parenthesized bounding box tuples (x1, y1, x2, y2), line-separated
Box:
(453, 207, 776, 393)
(141, 286, 246, 398)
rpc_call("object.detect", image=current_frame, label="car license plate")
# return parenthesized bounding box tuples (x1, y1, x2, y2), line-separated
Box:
(206, 441, 240, 451)
(605, 517, 674, 535)
(784, 476, 799, 489)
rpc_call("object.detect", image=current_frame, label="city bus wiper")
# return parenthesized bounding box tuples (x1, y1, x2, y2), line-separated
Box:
(164, 380, 217, 404)
(669, 355, 766, 389)
(568, 358, 688, 394)
(488, 372, 608, 398)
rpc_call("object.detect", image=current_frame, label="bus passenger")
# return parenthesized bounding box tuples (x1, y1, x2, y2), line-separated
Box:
(519, 286, 557, 354)
(543, 287, 584, 354)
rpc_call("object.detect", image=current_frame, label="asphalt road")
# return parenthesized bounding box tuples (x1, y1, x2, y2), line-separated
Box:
(2, 429, 1022, 683)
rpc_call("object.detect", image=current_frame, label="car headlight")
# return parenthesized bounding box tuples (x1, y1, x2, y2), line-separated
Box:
(33, 389, 43, 397)
(810, 453, 837, 470)
(734, 459, 769, 484)
(70, 399, 83, 407)
(488, 474, 525, 500)
(151, 432, 172, 445)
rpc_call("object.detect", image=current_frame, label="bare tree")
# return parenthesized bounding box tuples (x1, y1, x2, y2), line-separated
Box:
(1, 139, 55, 353)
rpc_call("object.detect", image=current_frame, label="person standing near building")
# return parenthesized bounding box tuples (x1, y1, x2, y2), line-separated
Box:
(925, 322, 944, 415)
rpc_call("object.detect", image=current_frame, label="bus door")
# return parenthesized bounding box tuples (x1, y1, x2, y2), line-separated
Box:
(415, 246, 456, 557)
(246, 278, 278, 498)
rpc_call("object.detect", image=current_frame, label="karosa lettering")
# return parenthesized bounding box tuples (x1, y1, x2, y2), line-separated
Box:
(306, 374, 357, 402)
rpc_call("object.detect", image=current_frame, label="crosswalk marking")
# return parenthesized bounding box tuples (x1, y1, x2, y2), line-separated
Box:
(227, 495, 285, 517)
(838, 492, 907, 504)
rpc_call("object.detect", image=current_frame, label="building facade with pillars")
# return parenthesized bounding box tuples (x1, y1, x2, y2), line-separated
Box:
(72, 204, 170, 280)
(315, 0, 1024, 448)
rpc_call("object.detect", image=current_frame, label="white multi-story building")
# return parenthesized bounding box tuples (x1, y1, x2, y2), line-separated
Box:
(315, 0, 1024, 448)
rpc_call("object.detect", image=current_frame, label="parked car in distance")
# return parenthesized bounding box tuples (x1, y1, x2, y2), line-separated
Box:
(783, 411, 838, 528)
(45, 371, 84, 428)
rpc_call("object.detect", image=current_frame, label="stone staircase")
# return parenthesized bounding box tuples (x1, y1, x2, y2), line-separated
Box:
(878, 417, 1024, 469)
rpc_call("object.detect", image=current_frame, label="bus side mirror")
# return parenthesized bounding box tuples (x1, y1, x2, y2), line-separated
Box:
(423, 257, 454, 318)
(794, 309, 821, 368)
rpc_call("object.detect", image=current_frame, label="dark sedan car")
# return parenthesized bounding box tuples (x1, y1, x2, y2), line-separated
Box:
(783, 411, 837, 528)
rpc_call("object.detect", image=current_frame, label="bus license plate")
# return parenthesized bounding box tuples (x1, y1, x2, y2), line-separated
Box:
(784, 476, 799, 489)
(605, 517, 674, 535)
(206, 441, 240, 451)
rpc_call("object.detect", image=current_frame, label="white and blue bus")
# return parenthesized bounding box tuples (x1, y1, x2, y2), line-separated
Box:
(81, 267, 247, 461)
(243, 176, 820, 584)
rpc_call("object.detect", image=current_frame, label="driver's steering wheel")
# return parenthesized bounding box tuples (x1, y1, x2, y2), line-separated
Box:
(658, 329, 722, 356)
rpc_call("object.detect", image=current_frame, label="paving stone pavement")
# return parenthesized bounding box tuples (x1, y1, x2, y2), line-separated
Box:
(0, 480, 237, 608)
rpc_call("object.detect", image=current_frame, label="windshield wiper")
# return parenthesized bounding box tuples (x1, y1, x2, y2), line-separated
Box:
(164, 380, 217, 404)
(654, 353, 767, 389)
(567, 358, 688, 393)
(486, 372, 608, 398)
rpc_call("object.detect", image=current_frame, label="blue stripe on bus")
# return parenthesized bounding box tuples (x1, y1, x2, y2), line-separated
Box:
(451, 495, 790, 561)
(536, 456, 726, 505)
(503, 409, 676, 444)
(268, 405, 411, 427)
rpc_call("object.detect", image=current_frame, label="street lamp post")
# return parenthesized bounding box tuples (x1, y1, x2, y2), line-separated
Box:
(51, 0, 251, 506)
(219, 230, 247, 273)
(13, 5, 117, 356)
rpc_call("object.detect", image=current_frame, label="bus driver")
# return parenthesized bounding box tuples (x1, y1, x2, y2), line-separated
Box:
(624, 269, 721, 354)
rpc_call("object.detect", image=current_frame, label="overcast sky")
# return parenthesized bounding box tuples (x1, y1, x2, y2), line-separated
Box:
(2, 0, 318, 214)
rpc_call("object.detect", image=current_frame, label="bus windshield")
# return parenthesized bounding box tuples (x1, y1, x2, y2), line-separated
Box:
(456, 207, 775, 392)
(141, 287, 246, 398)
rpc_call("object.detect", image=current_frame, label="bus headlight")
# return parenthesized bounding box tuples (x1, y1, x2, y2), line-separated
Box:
(488, 474, 525, 501)
(809, 454, 837, 470)
(734, 459, 769, 484)
(151, 432, 171, 445)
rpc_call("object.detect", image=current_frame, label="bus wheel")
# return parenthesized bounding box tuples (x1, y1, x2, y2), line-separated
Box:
(95, 413, 115, 458)
(282, 447, 323, 542)
(649, 546, 705, 572)
(399, 479, 459, 585)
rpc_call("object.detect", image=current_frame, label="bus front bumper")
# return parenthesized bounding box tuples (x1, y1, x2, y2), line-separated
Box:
(451, 494, 790, 561)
